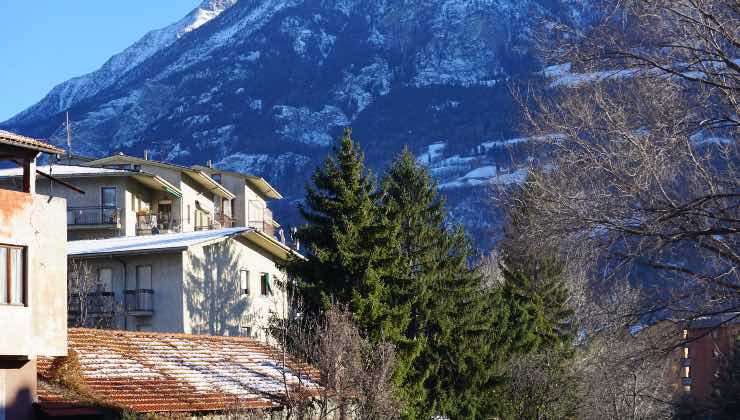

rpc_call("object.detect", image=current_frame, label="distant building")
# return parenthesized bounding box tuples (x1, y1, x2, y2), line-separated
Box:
(679, 314, 740, 402)
(66, 227, 298, 340)
(0, 130, 68, 420)
(36, 328, 319, 418)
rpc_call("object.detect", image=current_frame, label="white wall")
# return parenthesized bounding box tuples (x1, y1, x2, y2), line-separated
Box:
(182, 236, 288, 340)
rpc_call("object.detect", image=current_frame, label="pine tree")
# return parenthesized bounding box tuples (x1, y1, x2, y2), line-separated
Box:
(289, 128, 395, 336)
(379, 150, 505, 419)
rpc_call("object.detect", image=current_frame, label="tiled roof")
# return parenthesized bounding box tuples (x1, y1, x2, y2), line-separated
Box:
(37, 328, 320, 414)
(0, 129, 64, 154)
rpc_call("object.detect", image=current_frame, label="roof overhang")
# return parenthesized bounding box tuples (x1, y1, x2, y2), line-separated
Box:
(133, 174, 182, 198)
(187, 170, 236, 200)
(192, 165, 283, 200)
(0, 130, 64, 155)
(87, 155, 235, 200)
(242, 229, 305, 262)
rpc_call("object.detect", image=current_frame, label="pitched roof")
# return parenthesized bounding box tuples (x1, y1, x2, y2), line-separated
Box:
(0, 129, 64, 154)
(193, 165, 284, 200)
(67, 227, 251, 257)
(0, 164, 182, 197)
(86, 154, 236, 199)
(37, 328, 320, 414)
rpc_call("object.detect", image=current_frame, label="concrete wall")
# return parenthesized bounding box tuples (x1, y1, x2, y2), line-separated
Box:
(69, 252, 185, 333)
(182, 237, 288, 340)
(0, 189, 67, 358)
(0, 359, 36, 420)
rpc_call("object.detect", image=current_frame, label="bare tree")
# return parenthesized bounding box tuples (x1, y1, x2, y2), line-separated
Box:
(68, 259, 121, 329)
(512, 0, 739, 323)
(270, 305, 401, 420)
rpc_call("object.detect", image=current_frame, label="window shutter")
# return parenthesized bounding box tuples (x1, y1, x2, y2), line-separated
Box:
(0, 248, 7, 304)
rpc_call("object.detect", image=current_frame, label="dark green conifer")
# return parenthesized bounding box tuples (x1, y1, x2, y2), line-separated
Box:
(289, 128, 394, 336)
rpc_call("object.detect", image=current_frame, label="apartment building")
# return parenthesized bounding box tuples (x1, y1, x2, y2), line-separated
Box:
(193, 164, 283, 237)
(66, 227, 296, 340)
(0, 130, 68, 420)
(0, 164, 181, 240)
(87, 154, 237, 234)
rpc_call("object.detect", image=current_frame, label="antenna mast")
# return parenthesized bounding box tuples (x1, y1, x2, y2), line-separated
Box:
(65, 112, 73, 164)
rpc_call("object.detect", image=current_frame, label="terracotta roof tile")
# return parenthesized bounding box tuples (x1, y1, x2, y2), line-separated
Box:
(0, 129, 64, 154)
(37, 328, 320, 414)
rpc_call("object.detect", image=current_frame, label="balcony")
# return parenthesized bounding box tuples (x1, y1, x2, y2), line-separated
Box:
(247, 201, 277, 237)
(136, 214, 181, 235)
(67, 206, 120, 228)
(215, 212, 235, 229)
(124, 289, 154, 316)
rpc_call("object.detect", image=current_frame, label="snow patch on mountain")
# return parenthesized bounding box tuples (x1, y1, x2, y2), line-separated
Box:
(216, 152, 312, 179)
(332, 59, 392, 116)
(273, 105, 349, 145)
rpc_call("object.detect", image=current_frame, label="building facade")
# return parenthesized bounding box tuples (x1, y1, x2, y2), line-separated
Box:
(66, 228, 296, 340)
(0, 130, 68, 420)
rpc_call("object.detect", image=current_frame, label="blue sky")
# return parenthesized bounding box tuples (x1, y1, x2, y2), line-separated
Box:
(0, 1, 199, 122)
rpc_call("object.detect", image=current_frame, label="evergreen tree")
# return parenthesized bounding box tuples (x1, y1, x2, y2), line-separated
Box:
(289, 128, 395, 336)
(379, 150, 504, 419)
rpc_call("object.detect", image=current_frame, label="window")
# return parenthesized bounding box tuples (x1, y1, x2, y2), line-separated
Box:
(260, 273, 272, 296)
(98, 268, 113, 292)
(212, 174, 222, 184)
(101, 187, 116, 208)
(187, 205, 191, 224)
(240, 326, 252, 337)
(240, 270, 250, 296)
(0, 245, 25, 305)
(136, 265, 152, 290)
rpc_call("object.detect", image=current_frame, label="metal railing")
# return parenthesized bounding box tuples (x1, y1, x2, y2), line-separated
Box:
(247, 201, 277, 237)
(67, 206, 120, 226)
(124, 289, 154, 313)
(136, 214, 181, 235)
(215, 212, 235, 229)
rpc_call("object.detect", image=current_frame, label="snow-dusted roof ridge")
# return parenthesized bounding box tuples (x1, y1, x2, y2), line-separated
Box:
(0, 164, 138, 178)
(68, 227, 251, 257)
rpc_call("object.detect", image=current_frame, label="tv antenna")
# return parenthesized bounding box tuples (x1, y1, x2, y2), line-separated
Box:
(65, 112, 73, 163)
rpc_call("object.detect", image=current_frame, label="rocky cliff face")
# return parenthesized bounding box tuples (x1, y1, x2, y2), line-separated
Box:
(1, 0, 595, 249)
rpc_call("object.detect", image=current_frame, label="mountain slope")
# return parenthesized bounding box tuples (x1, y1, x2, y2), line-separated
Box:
(1, 0, 595, 248)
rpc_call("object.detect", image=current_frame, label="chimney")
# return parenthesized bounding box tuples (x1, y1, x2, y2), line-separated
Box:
(207, 159, 213, 168)
(144, 149, 149, 160)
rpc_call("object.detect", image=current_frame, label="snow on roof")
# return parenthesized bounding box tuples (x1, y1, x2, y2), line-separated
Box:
(0, 164, 135, 178)
(37, 328, 320, 413)
(68, 227, 251, 257)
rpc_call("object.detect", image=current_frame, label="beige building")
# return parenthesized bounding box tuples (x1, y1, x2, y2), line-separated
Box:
(0, 130, 68, 420)
(193, 165, 283, 238)
(67, 227, 297, 340)
(87, 154, 237, 234)
(0, 164, 181, 240)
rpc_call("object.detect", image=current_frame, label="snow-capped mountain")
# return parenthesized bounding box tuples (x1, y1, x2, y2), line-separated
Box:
(5, 0, 238, 126)
(1, 0, 596, 249)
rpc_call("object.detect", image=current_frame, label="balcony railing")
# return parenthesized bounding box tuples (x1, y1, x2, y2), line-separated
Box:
(247, 201, 277, 237)
(215, 212, 235, 229)
(124, 289, 154, 314)
(69, 291, 116, 314)
(136, 214, 181, 235)
(67, 206, 120, 226)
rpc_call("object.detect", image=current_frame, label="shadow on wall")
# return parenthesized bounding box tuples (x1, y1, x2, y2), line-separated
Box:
(0, 359, 33, 420)
(185, 240, 250, 336)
